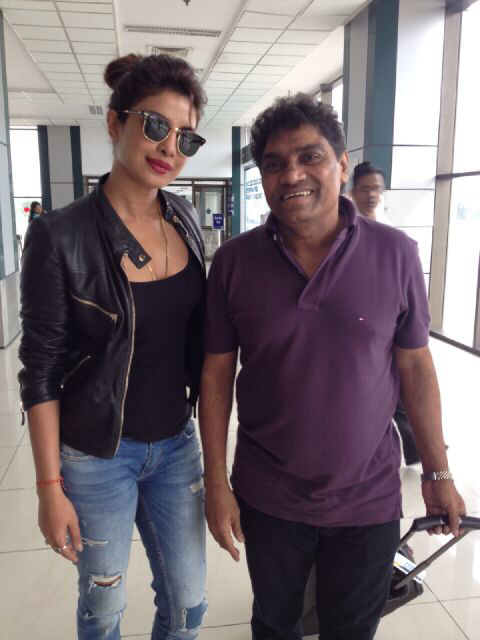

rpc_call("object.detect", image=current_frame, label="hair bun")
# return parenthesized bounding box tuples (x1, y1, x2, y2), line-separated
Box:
(104, 54, 142, 90)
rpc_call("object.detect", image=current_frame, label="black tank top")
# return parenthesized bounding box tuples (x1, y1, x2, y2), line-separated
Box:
(122, 251, 203, 441)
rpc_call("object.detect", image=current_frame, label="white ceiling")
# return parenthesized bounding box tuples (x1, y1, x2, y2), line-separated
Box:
(1, 0, 369, 128)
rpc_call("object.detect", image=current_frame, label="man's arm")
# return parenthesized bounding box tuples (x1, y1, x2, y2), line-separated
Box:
(395, 345, 466, 536)
(199, 350, 244, 561)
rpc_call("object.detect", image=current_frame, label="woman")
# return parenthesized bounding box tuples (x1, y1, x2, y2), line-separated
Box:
(28, 200, 44, 223)
(19, 54, 208, 640)
(350, 161, 385, 220)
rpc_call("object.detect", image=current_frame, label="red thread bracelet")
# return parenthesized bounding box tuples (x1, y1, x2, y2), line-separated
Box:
(36, 476, 64, 489)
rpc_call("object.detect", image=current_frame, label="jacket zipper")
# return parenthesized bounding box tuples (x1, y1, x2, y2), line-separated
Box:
(60, 354, 91, 390)
(114, 252, 136, 455)
(70, 292, 118, 322)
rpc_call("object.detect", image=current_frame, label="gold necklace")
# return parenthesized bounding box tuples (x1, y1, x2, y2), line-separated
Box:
(146, 201, 169, 281)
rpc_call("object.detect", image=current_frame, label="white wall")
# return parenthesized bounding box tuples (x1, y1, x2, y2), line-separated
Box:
(80, 124, 112, 177)
(80, 125, 232, 179)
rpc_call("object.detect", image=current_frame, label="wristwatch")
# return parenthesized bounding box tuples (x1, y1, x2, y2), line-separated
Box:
(421, 470, 454, 481)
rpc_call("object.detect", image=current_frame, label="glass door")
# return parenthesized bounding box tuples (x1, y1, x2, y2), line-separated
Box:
(194, 184, 226, 260)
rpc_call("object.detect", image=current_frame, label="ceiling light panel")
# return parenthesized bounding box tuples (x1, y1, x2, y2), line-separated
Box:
(26, 92, 61, 101)
(72, 42, 116, 54)
(4, 9, 61, 26)
(289, 15, 345, 30)
(250, 65, 292, 75)
(40, 63, 80, 72)
(242, 74, 283, 84)
(307, 0, 364, 15)
(60, 95, 91, 102)
(33, 52, 76, 63)
(231, 28, 282, 43)
(57, 2, 113, 13)
(209, 72, 247, 82)
(238, 12, 292, 29)
(278, 30, 330, 45)
(60, 12, 114, 29)
(24, 39, 71, 52)
(15, 25, 66, 40)
(269, 43, 316, 55)
(245, 0, 308, 14)
(213, 63, 254, 74)
(76, 54, 113, 64)
(223, 41, 271, 55)
(67, 28, 115, 42)
(56, 87, 88, 93)
(240, 78, 278, 87)
(1, 1, 55, 9)
(218, 52, 262, 65)
(45, 72, 83, 79)
(205, 80, 241, 89)
(261, 54, 304, 66)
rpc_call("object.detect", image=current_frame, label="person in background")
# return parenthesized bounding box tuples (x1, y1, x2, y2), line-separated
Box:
(28, 200, 44, 223)
(351, 161, 420, 465)
(200, 94, 465, 640)
(19, 54, 207, 640)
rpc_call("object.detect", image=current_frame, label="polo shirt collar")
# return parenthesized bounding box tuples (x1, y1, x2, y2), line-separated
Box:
(264, 195, 357, 236)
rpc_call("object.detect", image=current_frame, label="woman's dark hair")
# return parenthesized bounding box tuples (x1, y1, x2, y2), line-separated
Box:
(250, 93, 346, 167)
(104, 53, 207, 122)
(352, 161, 385, 187)
(30, 201, 41, 211)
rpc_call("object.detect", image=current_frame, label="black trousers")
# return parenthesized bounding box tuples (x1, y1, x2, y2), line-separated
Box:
(238, 497, 400, 640)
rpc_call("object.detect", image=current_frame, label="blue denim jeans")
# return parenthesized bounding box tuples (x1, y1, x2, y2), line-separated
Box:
(61, 421, 207, 640)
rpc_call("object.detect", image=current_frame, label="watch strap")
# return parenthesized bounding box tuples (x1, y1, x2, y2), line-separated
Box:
(421, 470, 454, 482)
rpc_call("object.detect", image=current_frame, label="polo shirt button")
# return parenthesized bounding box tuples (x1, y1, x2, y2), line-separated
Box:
(138, 254, 146, 262)
(273, 234, 277, 241)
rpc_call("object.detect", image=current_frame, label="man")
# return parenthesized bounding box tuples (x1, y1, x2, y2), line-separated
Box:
(350, 160, 421, 465)
(199, 94, 465, 640)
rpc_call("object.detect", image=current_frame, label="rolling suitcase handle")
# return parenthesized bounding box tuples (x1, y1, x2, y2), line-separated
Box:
(393, 515, 480, 590)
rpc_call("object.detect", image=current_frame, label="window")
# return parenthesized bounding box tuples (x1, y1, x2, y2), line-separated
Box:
(437, 2, 480, 349)
(10, 127, 42, 242)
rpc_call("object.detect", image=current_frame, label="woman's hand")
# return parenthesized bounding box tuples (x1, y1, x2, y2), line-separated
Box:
(38, 486, 83, 563)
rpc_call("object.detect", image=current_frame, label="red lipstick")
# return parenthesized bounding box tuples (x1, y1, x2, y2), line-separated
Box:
(146, 157, 172, 174)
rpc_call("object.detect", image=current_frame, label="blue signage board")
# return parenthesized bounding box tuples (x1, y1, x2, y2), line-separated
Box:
(212, 213, 224, 230)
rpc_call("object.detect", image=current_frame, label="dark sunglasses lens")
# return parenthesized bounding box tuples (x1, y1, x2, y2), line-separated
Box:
(144, 114, 170, 142)
(178, 131, 204, 157)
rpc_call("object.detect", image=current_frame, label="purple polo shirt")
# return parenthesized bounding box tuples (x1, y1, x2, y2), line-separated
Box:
(205, 197, 430, 527)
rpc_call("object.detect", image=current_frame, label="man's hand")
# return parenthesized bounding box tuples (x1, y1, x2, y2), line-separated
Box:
(422, 480, 466, 537)
(205, 482, 244, 562)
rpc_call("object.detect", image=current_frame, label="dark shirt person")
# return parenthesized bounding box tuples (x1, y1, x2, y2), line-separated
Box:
(199, 94, 465, 640)
(351, 161, 420, 465)
(28, 200, 44, 223)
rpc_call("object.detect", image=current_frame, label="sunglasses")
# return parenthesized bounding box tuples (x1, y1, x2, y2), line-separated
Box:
(119, 110, 206, 157)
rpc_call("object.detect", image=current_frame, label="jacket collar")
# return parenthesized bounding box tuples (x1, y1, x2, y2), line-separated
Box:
(92, 173, 204, 271)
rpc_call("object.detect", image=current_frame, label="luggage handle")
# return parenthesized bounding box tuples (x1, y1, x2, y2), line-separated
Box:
(393, 514, 480, 591)
(410, 515, 480, 532)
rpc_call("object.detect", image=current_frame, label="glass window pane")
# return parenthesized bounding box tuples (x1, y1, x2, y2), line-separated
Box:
(442, 176, 480, 346)
(332, 82, 343, 122)
(10, 128, 42, 197)
(453, 2, 480, 173)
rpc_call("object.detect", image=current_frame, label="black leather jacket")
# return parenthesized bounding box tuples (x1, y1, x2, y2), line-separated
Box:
(19, 175, 206, 458)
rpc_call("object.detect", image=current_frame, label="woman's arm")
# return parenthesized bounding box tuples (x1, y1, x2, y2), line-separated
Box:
(19, 218, 81, 561)
(29, 400, 83, 563)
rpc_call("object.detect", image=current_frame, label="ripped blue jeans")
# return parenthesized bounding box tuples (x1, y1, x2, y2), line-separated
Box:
(61, 420, 207, 640)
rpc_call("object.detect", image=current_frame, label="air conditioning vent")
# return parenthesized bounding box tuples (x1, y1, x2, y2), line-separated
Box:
(88, 105, 103, 115)
(124, 25, 221, 37)
(149, 46, 191, 58)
